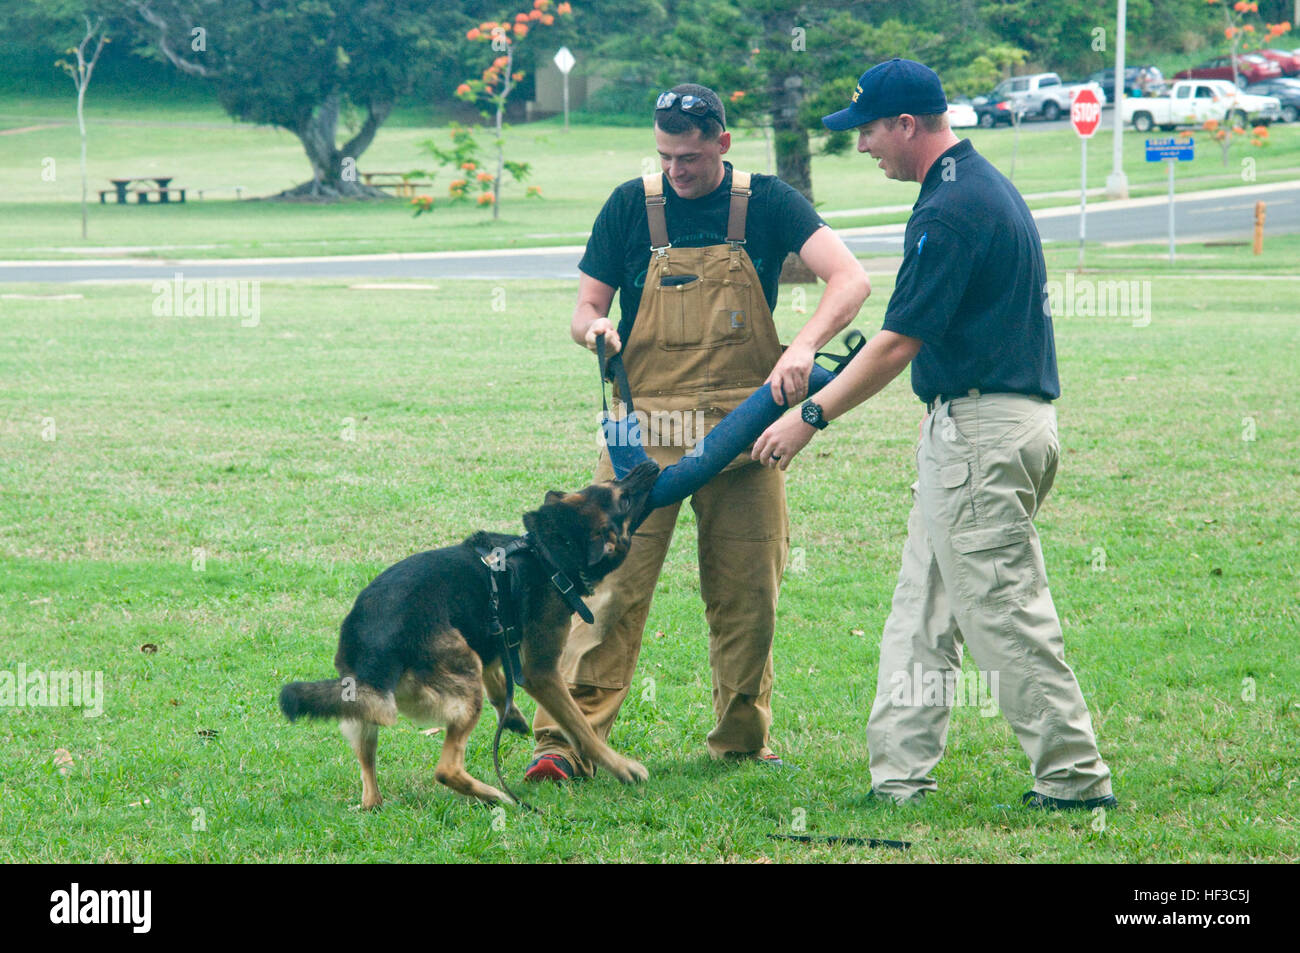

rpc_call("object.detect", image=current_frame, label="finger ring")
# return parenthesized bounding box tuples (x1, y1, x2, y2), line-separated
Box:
(772, 454, 781, 461)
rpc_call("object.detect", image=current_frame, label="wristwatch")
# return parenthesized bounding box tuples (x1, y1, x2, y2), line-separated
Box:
(800, 400, 828, 430)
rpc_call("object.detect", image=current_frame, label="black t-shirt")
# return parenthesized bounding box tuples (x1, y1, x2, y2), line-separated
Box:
(881, 139, 1061, 403)
(579, 161, 826, 335)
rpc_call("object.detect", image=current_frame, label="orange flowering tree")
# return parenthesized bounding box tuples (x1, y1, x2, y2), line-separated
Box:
(410, 123, 540, 216)
(1200, 117, 1270, 166)
(1205, 0, 1292, 89)
(426, 0, 572, 220)
(1196, 0, 1291, 166)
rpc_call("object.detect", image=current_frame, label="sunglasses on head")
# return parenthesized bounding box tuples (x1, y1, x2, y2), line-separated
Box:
(655, 91, 723, 126)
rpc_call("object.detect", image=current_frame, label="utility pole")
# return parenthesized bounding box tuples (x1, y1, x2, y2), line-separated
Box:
(1106, 0, 1130, 199)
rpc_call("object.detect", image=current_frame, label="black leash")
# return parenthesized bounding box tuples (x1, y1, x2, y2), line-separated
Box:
(477, 533, 596, 810)
(596, 332, 635, 419)
(769, 833, 911, 851)
(813, 328, 867, 374)
(479, 538, 535, 811)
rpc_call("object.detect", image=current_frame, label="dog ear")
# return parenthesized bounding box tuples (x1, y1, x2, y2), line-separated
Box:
(544, 490, 565, 505)
(523, 504, 585, 573)
(522, 509, 541, 538)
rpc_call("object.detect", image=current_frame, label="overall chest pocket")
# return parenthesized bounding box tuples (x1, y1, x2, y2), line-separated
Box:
(660, 276, 753, 350)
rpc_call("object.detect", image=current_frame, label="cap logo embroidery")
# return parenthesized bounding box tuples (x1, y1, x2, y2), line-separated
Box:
(851, 83, 862, 103)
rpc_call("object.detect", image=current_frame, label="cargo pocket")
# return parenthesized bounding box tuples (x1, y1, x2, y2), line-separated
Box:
(931, 459, 974, 526)
(940, 461, 970, 489)
(950, 522, 1039, 605)
(661, 279, 705, 348)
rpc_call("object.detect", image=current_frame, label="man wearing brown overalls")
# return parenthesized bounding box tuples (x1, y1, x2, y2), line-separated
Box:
(525, 84, 870, 781)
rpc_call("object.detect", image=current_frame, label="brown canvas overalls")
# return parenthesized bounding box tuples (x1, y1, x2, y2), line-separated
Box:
(532, 169, 792, 769)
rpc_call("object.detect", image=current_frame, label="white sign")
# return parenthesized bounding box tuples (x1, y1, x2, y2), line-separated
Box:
(554, 46, 575, 75)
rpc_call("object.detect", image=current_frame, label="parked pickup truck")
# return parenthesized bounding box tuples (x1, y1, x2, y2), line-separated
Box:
(1123, 79, 1283, 131)
(989, 72, 1107, 121)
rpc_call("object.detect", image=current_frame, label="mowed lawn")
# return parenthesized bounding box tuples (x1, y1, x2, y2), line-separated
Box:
(3, 89, 1300, 257)
(0, 271, 1296, 863)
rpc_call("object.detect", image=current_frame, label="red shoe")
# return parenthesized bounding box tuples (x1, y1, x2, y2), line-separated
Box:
(524, 754, 578, 782)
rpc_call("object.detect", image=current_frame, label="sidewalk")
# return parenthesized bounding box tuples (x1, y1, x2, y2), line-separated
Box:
(821, 168, 1300, 220)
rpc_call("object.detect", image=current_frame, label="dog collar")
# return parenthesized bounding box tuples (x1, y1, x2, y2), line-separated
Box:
(522, 532, 596, 624)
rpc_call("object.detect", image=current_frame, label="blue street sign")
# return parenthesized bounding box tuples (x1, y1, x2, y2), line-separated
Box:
(1145, 138, 1194, 162)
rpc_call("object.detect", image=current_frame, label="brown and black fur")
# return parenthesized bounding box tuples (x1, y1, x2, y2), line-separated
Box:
(279, 460, 660, 808)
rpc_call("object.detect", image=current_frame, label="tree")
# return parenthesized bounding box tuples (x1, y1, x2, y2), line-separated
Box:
(1201, 117, 1270, 165)
(1210, 0, 1292, 89)
(55, 14, 111, 238)
(455, 0, 573, 217)
(573, 1, 1023, 280)
(123, 0, 454, 199)
(651, 3, 942, 280)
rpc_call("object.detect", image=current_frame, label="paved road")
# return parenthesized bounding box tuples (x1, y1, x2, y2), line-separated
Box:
(2, 181, 1296, 284)
(843, 179, 1300, 255)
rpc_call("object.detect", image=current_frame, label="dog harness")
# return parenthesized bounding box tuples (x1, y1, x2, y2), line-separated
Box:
(475, 534, 595, 690)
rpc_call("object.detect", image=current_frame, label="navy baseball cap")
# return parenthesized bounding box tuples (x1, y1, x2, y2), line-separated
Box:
(822, 58, 948, 131)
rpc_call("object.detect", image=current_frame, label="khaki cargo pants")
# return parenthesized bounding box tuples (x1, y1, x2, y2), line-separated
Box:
(532, 450, 788, 774)
(868, 392, 1113, 802)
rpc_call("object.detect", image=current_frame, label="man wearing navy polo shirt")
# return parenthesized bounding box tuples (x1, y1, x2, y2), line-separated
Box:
(753, 59, 1115, 811)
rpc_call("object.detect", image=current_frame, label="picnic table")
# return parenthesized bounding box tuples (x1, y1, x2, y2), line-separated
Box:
(99, 177, 187, 205)
(361, 171, 432, 197)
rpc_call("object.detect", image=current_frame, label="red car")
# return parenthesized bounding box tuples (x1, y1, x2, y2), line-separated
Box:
(1256, 48, 1300, 76)
(1175, 54, 1282, 87)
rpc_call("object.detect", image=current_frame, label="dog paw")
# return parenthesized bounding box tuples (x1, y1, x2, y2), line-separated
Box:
(609, 757, 649, 784)
(504, 707, 531, 736)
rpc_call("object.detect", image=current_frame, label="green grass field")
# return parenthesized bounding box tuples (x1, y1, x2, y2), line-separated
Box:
(2, 90, 1299, 259)
(1, 264, 1296, 862)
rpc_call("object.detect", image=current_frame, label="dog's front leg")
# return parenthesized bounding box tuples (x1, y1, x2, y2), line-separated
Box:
(482, 661, 530, 736)
(522, 669, 649, 784)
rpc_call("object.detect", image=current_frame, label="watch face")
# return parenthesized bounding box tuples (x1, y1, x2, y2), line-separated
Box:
(802, 402, 818, 426)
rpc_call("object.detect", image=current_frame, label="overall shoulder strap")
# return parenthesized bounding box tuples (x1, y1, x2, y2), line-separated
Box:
(727, 169, 752, 245)
(642, 173, 669, 251)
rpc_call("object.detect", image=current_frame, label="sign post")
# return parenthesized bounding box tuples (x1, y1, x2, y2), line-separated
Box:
(1144, 137, 1194, 263)
(553, 46, 575, 132)
(1070, 87, 1102, 271)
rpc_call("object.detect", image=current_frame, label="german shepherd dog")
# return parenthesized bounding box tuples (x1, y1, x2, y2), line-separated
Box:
(279, 460, 660, 808)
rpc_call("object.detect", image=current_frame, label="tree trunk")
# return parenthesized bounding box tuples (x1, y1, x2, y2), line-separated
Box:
(771, 71, 818, 284)
(77, 82, 88, 239)
(276, 92, 393, 200)
(492, 46, 513, 220)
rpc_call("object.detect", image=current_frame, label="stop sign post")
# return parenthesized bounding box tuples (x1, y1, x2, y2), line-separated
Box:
(1072, 88, 1102, 270)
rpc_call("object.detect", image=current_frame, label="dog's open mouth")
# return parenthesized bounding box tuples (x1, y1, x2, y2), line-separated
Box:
(617, 460, 661, 527)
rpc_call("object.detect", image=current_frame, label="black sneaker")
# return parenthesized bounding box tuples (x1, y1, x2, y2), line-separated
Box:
(1022, 790, 1118, 811)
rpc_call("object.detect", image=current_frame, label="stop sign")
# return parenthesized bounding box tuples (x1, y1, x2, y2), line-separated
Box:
(1071, 88, 1102, 138)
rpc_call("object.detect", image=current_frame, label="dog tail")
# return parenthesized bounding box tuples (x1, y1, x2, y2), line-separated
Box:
(279, 678, 397, 725)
